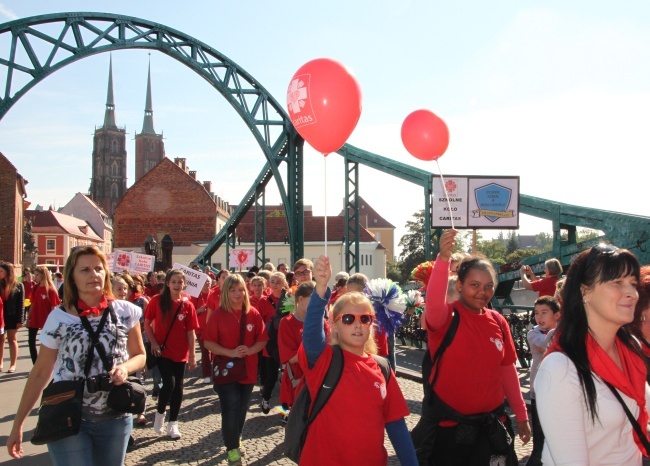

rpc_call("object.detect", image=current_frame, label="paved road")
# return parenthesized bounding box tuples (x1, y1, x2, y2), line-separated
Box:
(0, 331, 533, 465)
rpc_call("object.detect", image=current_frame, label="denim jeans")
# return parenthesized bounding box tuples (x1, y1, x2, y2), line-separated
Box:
(47, 415, 132, 466)
(214, 382, 254, 451)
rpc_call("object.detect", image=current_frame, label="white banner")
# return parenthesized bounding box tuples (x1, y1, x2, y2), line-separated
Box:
(172, 263, 209, 298)
(229, 249, 255, 269)
(109, 251, 155, 275)
(131, 253, 155, 274)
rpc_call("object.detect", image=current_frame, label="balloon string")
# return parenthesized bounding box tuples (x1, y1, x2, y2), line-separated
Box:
(324, 155, 328, 257)
(436, 160, 455, 230)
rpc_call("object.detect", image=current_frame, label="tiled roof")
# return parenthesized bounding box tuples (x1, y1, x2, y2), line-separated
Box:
(338, 196, 395, 229)
(27, 210, 103, 241)
(236, 215, 377, 243)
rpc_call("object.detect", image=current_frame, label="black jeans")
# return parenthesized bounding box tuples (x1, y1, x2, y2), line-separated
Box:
(157, 357, 186, 421)
(214, 382, 254, 451)
(261, 356, 280, 402)
(28, 327, 39, 364)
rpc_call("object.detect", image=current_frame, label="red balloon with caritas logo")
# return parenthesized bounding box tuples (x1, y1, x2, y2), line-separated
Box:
(286, 58, 362, 155)
(401, 109, 450, 161)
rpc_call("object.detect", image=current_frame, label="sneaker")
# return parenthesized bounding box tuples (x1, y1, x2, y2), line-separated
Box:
(202, 377, 211, 384)
(153, 411, 166, 435)
(281, 414, 289, 424)
(227, 448, 242, 466)
(167, 421, 181, 439)
(261, 399, 270, 414)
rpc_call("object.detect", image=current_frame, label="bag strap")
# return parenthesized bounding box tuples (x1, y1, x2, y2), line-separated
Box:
(238, 310, 247, 345)
(159, 301, 185, 351)
(429, 306, 461, 389)
(371, 354, 392, 384)
(605, 381, 650, 456)
(75, 304, 113, 377)
(307, 344, 344, 426)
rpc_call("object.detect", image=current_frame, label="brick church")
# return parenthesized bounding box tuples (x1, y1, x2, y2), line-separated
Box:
(88, 58, 231, 259)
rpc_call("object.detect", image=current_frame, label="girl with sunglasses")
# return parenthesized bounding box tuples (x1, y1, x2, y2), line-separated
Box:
(299, 255, 417, 465)
(412, 229, 530, 465)
(535, 245, 648, 465)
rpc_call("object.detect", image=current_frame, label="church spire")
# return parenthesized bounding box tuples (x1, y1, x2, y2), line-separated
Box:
(103, 55, 117, 128)
(141, 59, 156, 134)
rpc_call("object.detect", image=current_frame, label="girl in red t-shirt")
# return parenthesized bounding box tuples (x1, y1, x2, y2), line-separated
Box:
(190, 277, 212, 383)
(299, 256, 416, 466)
(248, 276, 266, 310)
(26, 265, 60, 365)
(205, 269, 229, 323)
(415, 229, 530, 465)
(144, 270, 198, 439)
(203, 274, 268, 466)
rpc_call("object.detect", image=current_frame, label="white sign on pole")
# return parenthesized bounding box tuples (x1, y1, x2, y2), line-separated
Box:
(172, 263, 209, 299)
(229, 249, 255, 269)
(432, 176, 469, 228)
(131, 253, 155, 274)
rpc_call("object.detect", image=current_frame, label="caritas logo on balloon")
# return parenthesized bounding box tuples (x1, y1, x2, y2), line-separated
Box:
(287, 75, 315, 128)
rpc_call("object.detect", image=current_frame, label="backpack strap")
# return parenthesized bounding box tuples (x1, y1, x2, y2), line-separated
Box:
(306, 344, 344, 425)
(371, 354, 392, 384)
(428, 306, 461, 389)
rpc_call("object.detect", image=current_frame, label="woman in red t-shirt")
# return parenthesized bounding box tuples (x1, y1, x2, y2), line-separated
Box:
(248, 276, 266, 310)
(26, 265, 60, 365)
(203, 274, 268, 466)
(413, 229, 531, 465)
(206, 269, 229, 323)
(144, 270, 198, 440)
(190, 277, 212, 383)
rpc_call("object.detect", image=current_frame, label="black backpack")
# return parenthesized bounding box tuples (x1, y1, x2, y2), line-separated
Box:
(284, 345, 391, 463)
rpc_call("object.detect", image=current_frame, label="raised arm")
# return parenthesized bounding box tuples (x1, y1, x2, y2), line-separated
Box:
(425, 229, 457, 331)
(303, 256, 331, 368)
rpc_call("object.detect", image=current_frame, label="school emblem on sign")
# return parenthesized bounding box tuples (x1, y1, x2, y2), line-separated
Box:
(472, 183, 514, 222)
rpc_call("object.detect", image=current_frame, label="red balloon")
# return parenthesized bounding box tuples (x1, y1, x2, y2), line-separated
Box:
(401, 109, 450, 161)
(286, 58, 362, 154)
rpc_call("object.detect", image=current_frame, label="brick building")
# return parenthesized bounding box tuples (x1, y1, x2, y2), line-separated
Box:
(0, 152, 28, 267)
(113, 157, 231, 260)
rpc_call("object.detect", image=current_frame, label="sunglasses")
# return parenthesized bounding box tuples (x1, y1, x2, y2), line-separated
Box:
(334, 313, 375, 326)
(585, 243, 618, 269)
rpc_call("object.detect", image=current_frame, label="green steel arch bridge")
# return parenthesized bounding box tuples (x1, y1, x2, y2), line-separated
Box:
(2, 12, 648, 303)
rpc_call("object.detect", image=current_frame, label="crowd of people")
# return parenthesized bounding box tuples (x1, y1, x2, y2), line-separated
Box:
(1, 231, 650, 465)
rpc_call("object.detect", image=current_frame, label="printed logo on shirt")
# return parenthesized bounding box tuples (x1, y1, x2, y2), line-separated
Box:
(178, 314, 186, 321)
(490, 337, 503, 352)
(41, 294, 47, 300)
(374, 381, 387, 400)
(246, 324, 254, 332)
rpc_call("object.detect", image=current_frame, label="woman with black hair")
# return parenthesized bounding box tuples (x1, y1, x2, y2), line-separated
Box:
(144, 270, 198, 439)
(535, 244, 648, 465)
(0, 262, 25, 373)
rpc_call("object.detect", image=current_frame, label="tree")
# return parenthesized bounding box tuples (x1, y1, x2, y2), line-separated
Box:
(577, 228, 600, 241)
(474, 239, 507, 267)
(535, 232, 553, 251)
(386, 261, 402, 283)
(505, 248, 542, 264)
(396, 210, 439, 284)
(506, 231, 519, 255)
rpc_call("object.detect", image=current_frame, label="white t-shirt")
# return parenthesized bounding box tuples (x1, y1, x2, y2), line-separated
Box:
(40, 300, 141, 420)
(535, 351, 649, 466)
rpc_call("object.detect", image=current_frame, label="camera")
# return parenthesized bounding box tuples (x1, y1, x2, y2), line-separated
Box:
(86, 374, 113, 393)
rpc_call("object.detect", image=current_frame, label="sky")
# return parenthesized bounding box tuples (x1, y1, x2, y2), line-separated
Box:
(1, 1, 649, 257)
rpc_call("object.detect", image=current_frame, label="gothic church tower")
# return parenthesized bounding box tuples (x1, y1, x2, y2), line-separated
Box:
(135, 62, 165, 181)
(90, 56, 127, 216)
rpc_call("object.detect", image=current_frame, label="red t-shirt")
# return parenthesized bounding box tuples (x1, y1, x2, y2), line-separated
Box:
(531, 276, 559, 298)
(256, 294, 280, 324)
(278, 314, 305, 406)
(425, 301, 517, 416)
(23, 281, 35, 302)
(202, 307, 269, 384)
(206, 288, 222, 311)
(249, 294, 263, 310)
(144, 295, 198, 362)
(144, 284, 158, 298)
(190, 290, 211, 335)
(374, 326, 389, 356)
(297, 344, 409, 465)
(28, 285, 61, 329)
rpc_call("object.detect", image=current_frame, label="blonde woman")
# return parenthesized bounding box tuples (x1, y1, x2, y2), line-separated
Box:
(203, 274, 268, 466)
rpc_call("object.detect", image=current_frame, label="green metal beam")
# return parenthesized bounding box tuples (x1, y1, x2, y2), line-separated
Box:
(343, 153, 360, 273)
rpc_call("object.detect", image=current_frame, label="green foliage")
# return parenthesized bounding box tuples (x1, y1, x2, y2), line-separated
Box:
(505, 248, 543, 264)
(396, 210, 438, 284)
(506, 231, 519, 255)
(577, 228, 600, 241)
(386, 261, 402, 283)
(535, 232, 553, 251)
(474, 239, 507, 267)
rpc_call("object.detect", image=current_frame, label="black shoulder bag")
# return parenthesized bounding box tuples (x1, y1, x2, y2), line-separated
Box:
(146, 301, 184, 369)
(78, 302, 147, 415)
(605, 381, 650, 460)
(31, 308, 110, 445)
